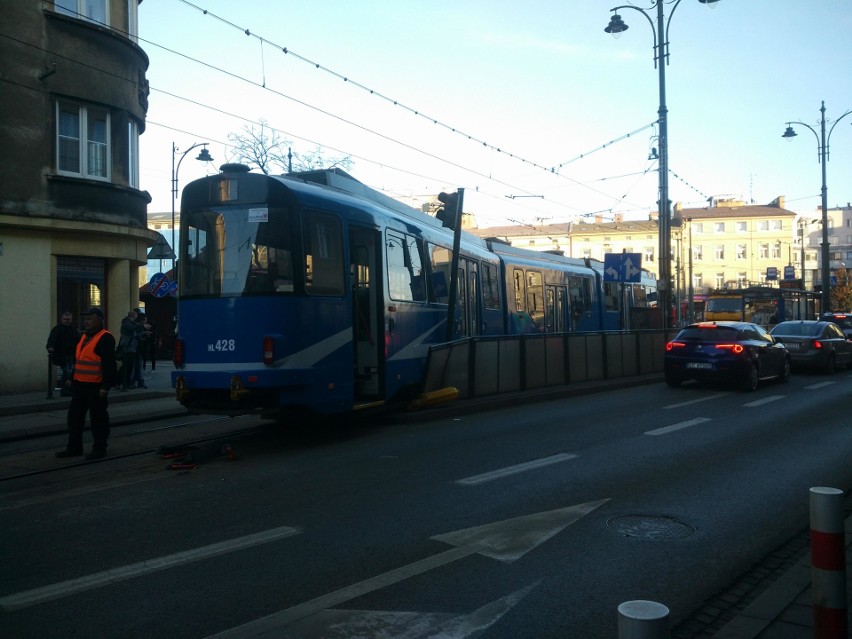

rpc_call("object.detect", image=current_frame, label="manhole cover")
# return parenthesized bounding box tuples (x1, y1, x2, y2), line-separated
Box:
(607, 515, 695, 540)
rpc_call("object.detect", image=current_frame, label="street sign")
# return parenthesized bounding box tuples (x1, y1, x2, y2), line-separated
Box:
(149, 272, 177, 298)
(603, 253, 642, 283)
(766, 267, 778, 280)
(783, 265, 795, 280)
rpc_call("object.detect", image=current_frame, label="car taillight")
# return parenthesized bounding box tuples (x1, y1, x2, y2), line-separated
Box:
(716, 344, 745, 354)
(811, 339, 823, 350)
(666, 341, 686, 351)
(263, 336, 275, 365)
(173, 339, 185, 368)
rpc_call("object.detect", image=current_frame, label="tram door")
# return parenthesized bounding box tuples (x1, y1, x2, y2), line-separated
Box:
(350, 227, 382, 400)
(545, 286, 569, 332)
(463, 258, 480, 336)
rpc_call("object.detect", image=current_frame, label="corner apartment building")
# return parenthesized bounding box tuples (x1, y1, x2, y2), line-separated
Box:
(0, 0, 153, 392)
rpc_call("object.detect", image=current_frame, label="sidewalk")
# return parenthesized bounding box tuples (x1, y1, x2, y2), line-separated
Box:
(0, 366, 849, 637)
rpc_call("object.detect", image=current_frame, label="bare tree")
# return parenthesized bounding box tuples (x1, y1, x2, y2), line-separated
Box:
(227, 119, 353, 175)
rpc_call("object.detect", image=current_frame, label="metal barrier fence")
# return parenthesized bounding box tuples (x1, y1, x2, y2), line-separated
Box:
(421, 330, 675, 399)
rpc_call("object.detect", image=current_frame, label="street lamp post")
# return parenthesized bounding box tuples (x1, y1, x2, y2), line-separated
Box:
(171, 142, 214, 272)
(604, 0, 720, 328)
(782, 102, 852, 313)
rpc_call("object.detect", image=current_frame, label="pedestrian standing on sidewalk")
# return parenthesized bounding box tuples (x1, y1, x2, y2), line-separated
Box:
(46, 310, 78, 396)
(117, 309, 142, 391)
(55, 307, 117, 460)
(133, 311, 152, 387)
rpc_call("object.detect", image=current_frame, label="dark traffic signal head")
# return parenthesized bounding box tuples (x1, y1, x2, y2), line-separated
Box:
(436, 191, 459, 229)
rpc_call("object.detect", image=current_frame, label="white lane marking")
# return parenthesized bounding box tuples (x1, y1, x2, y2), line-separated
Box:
(645, 417, 711, 436)
(743, 395, 785, 407)
(663, 392, 732, 409)
(456, 453, 578, 486)
(806, 381, 836, 389)
(0, 525, 302, 611)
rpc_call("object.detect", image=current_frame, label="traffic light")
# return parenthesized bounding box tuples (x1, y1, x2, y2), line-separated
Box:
(436, 191, 460, 229)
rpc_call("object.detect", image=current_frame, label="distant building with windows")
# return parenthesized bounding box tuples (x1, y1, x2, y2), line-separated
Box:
(0, 0, 152, 392)
(471, 197, 810, 300)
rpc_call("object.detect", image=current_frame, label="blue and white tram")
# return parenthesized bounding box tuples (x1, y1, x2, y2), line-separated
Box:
(171, 164, 654, 417)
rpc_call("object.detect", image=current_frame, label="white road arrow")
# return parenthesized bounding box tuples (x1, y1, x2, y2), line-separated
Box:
(624, 257, 640, 280)
(206, 499, 610, 639)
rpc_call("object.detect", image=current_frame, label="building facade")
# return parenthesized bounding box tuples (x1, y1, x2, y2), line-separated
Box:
(0, 0, 153, 392)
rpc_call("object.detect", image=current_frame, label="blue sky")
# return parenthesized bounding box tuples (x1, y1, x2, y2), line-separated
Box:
(138, 1, 852, 230)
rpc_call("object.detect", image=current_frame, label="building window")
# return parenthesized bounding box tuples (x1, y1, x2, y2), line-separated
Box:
(714, 222, 725, 233)
(692, 273, 702, 289)
(715, 245, 725, 260)
(693, 223, 703, 234)
(57, 101, 110, 180)
(758, 220, 769, 231)
(127, 0, 138, 39)
(771, 242, 781, 259)
(714, 273, 725, 289)
(737, 272, 748, 287)
(644, 247, 654, 262)
(55, 0, 108, 25)
(771, 220, 782, 230)
(736, 221, 747, 232)
(759, 243, 769, 259)
(128, 121, 139, 188)
(736, 244, 747, 260)
(693, 245, 703, 261)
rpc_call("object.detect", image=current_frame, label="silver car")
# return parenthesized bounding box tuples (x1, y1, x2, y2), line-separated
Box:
(769, 320, 852, 373)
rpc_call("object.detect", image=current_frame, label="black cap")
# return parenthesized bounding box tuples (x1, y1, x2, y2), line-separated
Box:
(83, 307, 104, 318)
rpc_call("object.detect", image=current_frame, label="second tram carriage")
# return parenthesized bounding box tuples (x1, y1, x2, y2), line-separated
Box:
(171, 164, 657, 417)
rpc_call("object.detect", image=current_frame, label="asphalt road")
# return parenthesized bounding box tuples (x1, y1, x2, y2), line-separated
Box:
(1, 371, 850, 638)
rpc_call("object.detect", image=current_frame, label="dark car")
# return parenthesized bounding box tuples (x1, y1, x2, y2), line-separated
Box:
(819, 313, 852, 339)
(769, 320, 852, 373)
(665, 321, 790, 391)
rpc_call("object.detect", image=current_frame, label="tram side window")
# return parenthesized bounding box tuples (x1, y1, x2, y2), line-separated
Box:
(513, 269, 525, 312)
(429, 244, 452, 304)
(526, 271, 544, 330)
(386, 230, 426, 302)
(482, 262, 500, 309)
(304, 211, 344, 296)
(569, 275, 589, 316)
(604, 282, 619, 312)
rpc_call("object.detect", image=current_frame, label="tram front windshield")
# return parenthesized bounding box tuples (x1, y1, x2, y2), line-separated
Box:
(181, 206, 295, 297)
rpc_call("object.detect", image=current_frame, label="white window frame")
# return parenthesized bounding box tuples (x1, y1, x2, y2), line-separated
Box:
(736, 244, 747, 260)
(56, 101, 111, 181)
(771, 242, 781, 259)
(759, 243, 769, 259)
(714, 222, 725, 233)
(55, 0, 109, 25)
(736, 221, 747, 232)
(715, 245, 725, 260)
(758, 220, 769, 231)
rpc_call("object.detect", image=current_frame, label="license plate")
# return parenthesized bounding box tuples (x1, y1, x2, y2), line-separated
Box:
(784, 343, 800, 351)
(686, 362, 713, 370)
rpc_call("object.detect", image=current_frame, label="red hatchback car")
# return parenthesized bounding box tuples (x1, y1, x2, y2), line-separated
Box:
(665, 321, 791, 391)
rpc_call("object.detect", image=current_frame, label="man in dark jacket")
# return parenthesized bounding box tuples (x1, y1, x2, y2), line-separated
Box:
(46, 311, 78, 396)
(56, 307, 117, 460)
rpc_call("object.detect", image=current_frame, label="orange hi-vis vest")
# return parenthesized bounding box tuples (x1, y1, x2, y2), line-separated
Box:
(73, 329, 108, 383)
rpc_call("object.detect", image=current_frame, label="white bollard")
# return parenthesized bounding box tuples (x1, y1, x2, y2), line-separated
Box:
(809, 486, 848, 639)
(618, 600, 670, 639)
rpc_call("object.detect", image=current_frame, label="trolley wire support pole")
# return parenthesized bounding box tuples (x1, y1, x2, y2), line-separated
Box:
(444, 188, 465, 342)
(603, 0, 721, 328)
(809, 486, 848, 639)
(782, 102, 852, 314)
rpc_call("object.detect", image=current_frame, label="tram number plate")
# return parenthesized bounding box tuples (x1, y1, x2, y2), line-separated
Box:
(686, 362, 713, 369)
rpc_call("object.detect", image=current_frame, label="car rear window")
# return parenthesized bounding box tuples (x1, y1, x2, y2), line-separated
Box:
(773, 322, 820, 337)
(676, 326, 741, 342)
(826, 316, 852, 328)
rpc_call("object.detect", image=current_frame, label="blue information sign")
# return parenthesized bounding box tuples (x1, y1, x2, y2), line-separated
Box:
(603, 253, 642, 283)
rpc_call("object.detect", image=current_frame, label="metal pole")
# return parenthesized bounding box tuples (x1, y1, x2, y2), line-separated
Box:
(171, 142, 177, 274)
(445, 189, 465, 342)
(656, 0, 672, 329)
(819, 102, 830, 313)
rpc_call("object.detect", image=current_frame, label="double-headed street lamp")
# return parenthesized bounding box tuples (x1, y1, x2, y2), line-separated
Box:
(782, 102, 852, 313)
(171, 142, 214, 271)
(604, 0, 720, 328)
